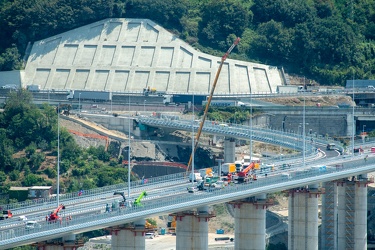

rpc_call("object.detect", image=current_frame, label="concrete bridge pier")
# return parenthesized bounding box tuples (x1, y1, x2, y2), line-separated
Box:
(35, 234, 83, 250)
(288, 184, 322, 250)
(224, 137, 236, 163)
(337, 176, 371, 250)
(110, 220, 146, 250)
(320, 181, 337, 250)
(231, 194, 272, 250)
(175, 206, 215, 250)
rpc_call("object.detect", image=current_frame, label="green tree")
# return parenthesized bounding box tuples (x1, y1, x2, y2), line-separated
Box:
(0, 45, 22, 70)
(0, 128, 14, 171)
(199, 0, 251, 49)
(125, 0, 188, 29)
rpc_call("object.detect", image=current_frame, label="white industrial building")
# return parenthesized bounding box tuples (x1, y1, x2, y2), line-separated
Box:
(1, 18, 285, 94)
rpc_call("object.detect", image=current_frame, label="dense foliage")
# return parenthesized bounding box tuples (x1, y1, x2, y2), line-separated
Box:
(0, 90, 133, 196)
(0, 0, 374, 85)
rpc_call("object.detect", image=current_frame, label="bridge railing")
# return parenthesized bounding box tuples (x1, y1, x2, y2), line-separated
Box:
(2, 155, 374, 246)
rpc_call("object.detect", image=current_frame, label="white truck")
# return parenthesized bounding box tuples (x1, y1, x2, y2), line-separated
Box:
(26, 84, 41, 92)
(202, 100, 245, 107)
(189, 173, 203, 182)
(276, 85, 304, 93)
(67, 90, 112, 101)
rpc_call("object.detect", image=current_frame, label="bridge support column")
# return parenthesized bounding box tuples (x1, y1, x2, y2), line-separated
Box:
(320, 181, 337, 250)
(34, 234, 83, 250)
(337, 177, 371, 250)
(175, 207, 215, 250)
(110, 220, 146, 250)
(224, 137, 236, 163)
(288, 185, 322, 250)
(231, 194, 272, 250)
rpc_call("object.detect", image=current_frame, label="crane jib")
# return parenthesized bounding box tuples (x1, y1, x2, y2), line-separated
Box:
(187, 37, 240, 173)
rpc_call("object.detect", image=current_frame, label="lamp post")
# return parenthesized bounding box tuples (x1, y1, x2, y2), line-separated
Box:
(127, 96, 131, 198)
(352, 73, 355, 157)
(191, 94, 195, 182)
(110, 91, 112, 114)
(363, 125, 366, 146)
(79, 93, 81, 114)
(57, 104, 60, 206)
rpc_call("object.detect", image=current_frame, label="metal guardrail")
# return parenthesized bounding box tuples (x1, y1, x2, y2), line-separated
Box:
(1, 155, 375, 248)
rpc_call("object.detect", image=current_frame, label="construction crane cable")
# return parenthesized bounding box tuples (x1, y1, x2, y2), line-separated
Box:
(186, 37, 240, 173)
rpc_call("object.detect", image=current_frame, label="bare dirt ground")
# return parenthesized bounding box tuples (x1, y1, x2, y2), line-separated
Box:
(259, 95, 353, 107)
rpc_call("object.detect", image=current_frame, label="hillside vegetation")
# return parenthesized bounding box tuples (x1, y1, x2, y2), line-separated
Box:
(0, 90, 136, 202)
(0, 0, 375, 85)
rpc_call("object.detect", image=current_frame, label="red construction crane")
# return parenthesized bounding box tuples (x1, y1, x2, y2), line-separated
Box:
(186, 37, 240, 173)
(48, 204, 65, 223)
(237, 162, 255, 182)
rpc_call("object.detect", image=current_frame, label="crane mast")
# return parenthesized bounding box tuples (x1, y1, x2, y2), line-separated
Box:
(186, 37, 240, 173)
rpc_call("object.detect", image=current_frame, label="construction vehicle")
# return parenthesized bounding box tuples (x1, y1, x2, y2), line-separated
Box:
(143, 87, 165, 96)
(221, 163, 236, 176)
(186, 37, 240, 173)
(0, 210, 13, 220)
(113, 191, 127, 208)
(48, 204, 65, 223)
(133, 191, 147, 206)
(237, 162, 255, 183)
(57, 104, 72, 116)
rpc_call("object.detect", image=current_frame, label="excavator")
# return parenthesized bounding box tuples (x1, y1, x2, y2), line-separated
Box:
(48, 204, 65, 223)
(186, 37, 240, 174)
(113, 191, 127, 208)
(133, 191, 147, 206)
(56, 104, 72, 116)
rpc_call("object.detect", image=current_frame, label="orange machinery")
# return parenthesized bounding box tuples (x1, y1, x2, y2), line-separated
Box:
(48, 204, 65, 223)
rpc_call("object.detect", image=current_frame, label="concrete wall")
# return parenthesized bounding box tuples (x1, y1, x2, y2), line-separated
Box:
(23, 18, 283, 95)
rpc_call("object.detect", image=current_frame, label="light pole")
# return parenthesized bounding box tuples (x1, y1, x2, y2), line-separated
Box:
(79, 93, 81, 114)
(127, 96, 131, 198)
(352, 73, 355, 157)
(249, 92, 253, 164)
(191, 94, 195, 182)
(110, 91, 112, 114)
(363, 125, 366, 146)
(57, 104, 60, 206)
(303, 87, 306, 167)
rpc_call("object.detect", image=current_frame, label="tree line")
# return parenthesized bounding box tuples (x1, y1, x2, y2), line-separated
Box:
(0, 0, 375, 85)
(0, 90, 135, 199)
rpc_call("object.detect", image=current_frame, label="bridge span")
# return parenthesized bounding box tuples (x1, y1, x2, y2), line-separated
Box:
(0, 118, 372, 250)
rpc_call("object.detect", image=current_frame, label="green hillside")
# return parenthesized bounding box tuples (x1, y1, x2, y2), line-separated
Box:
(0, 0, 374, 85)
